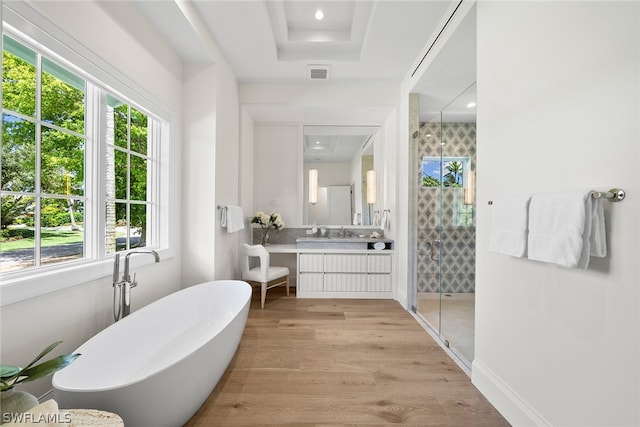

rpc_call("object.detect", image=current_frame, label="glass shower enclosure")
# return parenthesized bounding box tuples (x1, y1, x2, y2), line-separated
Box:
(412, 83, 477, 368)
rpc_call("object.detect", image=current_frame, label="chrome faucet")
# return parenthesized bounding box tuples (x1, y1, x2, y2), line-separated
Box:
(112, 250, 160, 322)
(124, 250, 160, 283)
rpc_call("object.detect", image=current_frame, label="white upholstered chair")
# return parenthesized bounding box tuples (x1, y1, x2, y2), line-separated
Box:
(240, 243, 290, 309)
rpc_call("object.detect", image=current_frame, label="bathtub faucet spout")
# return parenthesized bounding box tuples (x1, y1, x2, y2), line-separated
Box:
(113, 250, 160, 322)
(123, 250, 160, 284)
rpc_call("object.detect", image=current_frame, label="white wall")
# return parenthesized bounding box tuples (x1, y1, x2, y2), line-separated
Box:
(253, 124, 301, 225)
(239, 109, 255, 244)
(181, 63, 217, 286)
(473, 2, 640, 426)
(213, 62, 241, 280)
(0, 0, 183, 398)
(240, 82, 400, 113)
(381, 110, 399, 297)
(179, 5, 242, 284)
(182, 68, 241, 283)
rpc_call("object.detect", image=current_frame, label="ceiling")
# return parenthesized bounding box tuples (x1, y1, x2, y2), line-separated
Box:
(125, 0, 476, 140)
(131, 0, 454, 83)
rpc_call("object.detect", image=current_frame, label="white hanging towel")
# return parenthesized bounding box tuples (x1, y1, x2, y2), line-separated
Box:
(382, 210, 391, 230)
(353, 212, 361, 226)
(488, 194, 531, 257)
(220, 205, 245, 233)
(527, 190, 606, 269)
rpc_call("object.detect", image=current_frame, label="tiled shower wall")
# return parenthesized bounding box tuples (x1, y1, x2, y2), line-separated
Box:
(417, 121, 476, 293)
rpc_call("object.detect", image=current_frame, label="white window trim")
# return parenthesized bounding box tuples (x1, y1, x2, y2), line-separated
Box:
(0, 1, 177, 306)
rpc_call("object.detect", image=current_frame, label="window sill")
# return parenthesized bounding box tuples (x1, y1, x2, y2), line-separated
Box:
(0, 248, 174, 306)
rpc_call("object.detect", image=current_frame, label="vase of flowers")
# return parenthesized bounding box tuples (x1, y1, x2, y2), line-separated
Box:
(250, 211, 285, 245)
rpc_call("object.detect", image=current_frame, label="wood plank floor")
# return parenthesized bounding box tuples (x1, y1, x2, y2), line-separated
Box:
(185, 288, 510, 426)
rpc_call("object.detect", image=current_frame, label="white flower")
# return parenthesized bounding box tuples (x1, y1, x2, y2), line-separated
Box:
(251, 211, 285, 231)
(274, 217, 284, 229)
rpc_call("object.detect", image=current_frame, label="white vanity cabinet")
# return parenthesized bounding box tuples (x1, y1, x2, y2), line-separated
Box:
(297, 251, 393, 298)
(298, 253, 324, 292)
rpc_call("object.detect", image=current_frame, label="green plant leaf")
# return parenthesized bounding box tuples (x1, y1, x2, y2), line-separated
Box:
(20, 341, 63, 373)
(16, 353, 80, 385)
(0, 365, 21, 379)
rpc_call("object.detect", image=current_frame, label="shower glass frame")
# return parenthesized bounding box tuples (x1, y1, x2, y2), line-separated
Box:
(411, 83, 477, 370)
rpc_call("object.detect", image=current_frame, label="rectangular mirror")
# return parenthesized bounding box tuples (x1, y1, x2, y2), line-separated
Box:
(303, 125, 380, 226)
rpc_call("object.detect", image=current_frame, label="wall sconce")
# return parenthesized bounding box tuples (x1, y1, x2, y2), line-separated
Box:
(464, 171, 475, 205)
(366, 169, 377, 205)
(309, 168, 318, 204)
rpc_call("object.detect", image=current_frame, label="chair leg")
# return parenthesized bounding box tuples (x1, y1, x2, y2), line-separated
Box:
(285, 276, 290, 296)
(261, 282, 267, 309)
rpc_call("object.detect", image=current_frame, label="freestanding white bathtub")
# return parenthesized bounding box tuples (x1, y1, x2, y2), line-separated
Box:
(53, 280, 252, 427)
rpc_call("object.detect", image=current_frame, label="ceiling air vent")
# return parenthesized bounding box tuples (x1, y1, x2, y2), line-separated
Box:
(307, 64, 331, 80)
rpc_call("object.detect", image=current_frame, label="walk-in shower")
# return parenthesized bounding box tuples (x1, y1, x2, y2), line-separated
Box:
(407, 1, 477, 369)
(411, 82, 477, 367)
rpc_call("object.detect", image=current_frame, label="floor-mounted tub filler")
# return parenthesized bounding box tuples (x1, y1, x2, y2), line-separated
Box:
(53, 280, 252, 427)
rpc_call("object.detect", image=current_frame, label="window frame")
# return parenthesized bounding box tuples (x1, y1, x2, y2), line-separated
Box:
(104, 99, 158, 254)
(421, 155, 475, 227)
(0, 3, 176, 306)
(2, 32, 89, 271)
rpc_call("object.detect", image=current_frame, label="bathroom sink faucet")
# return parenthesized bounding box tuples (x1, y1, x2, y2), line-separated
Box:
(112, 249, 160, 322)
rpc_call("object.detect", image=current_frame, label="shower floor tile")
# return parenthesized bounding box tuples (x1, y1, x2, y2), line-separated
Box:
(417, 292, 475, 365)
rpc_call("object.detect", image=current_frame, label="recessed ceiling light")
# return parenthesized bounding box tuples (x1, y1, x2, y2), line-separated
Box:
(466, 102, 476, 108)
(315, 9, 324, 20)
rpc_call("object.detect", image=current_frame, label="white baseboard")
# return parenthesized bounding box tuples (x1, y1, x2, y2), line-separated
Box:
(472, 359, 550, 427)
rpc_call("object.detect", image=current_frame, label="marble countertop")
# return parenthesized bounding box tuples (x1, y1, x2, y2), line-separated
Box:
(296, 236, 394, 243)
(265, 244, 394, 254)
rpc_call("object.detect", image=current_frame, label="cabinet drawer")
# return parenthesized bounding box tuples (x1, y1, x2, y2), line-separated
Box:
(298, 273, 324, 291)
(368, 254, 392, 273)
(299, 254, 323, 272)
(324, 273, 368, 292)
(368, 274, 392, 292)
(324, 254, 367, 273)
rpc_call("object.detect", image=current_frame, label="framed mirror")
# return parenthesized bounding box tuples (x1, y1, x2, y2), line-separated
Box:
(302, 125, 380, 226)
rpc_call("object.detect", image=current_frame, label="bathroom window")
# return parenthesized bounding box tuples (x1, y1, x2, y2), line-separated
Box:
(105, 96, 158, 254)
(0, 27, 167, 289)
(421, 156, 474, 227)
(1, 34, 87, 272)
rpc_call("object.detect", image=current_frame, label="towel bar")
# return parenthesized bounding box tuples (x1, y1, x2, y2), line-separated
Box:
(591, 188, 625, 202)
(488, 188, 625, 205)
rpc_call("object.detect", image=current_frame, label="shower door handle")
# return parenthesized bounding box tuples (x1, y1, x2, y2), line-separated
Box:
(430, 239, 441, 261)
